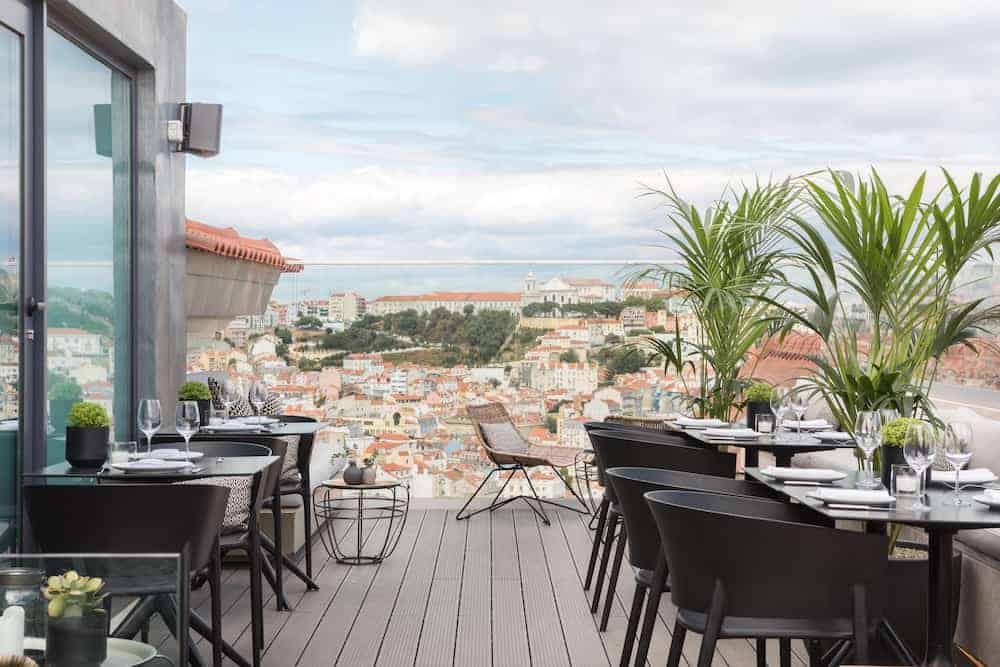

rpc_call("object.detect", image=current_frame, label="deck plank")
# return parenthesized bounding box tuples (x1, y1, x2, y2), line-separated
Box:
(413, 512, 467, 666)
(453, 511, 492, 666)
(492, 509, 531, 667)
(515, 509, 572, 667)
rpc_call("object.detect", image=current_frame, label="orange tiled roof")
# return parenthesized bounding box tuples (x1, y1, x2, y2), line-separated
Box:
(185, 219, 302, 273)
(372, 291, 520, 303)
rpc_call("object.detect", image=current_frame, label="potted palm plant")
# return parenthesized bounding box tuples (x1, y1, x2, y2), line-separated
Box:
(178, 381, 212, 426)
(43, 571, 107, 667)
(65, 402, 110, 468)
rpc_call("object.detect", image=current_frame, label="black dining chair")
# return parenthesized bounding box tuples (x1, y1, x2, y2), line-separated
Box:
(645, 490, 890, 667)
(274, 415, 319, 580)
(586, 429, 736, 633)
(605, 467, 797, 667)
(24, 484, 230, 667)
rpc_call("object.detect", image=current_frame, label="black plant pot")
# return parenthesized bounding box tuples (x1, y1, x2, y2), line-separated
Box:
(196, 398, 212, 426)
(65, 426, 109, 468)
(880, 445, 931, 491)
(745, 401, 772, 430)
(46, 613, 108, 667)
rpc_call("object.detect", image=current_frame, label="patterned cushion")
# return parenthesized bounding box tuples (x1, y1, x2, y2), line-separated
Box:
(206, 377, 253, 417)
(479, 421, 527, 453)
(278, 435, 302, 484)
(175, 476, 252, 534)
(261, 393, 282, 416)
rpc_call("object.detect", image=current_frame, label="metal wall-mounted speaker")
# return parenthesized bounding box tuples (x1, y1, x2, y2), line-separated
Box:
(180, 103, 223, 157)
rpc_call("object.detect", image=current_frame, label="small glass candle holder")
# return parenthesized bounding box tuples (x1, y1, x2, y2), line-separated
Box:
(891, 464, 921, 501)
(755, 413, 775, 434)
(110, 440, 137, 464)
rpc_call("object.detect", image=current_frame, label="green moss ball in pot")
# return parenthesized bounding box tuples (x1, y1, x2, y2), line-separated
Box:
(64, 402, 110, 468)
(178, 381, 213, 426)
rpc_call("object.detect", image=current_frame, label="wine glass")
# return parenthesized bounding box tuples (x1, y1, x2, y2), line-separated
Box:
(854, 410, 883, 489)
(788, 391, 809, 441)
(137, 398, 161, 457)
(944, 421, 973, 506)
(903, 421, 937, 511)
(221, 378, 238, 420)
(249, 381, 268, 424)
(175, 401, 200, 464)
(770, 388, 786, 437)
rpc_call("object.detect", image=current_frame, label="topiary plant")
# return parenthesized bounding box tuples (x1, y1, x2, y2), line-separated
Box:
(745, 382, 774, 403)
(66, 402, 110, 429)
(178, 381, 212, 401)
(881, 417, 922, 448)
(43, 570, 106, 618)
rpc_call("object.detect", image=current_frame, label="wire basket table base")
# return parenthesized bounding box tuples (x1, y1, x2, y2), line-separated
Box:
(313, 480, 410, 565)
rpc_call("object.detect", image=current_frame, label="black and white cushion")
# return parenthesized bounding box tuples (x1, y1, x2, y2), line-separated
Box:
(176, 476, 253, 534)
(261, 393, 282, 416)
(278, 435, 302, 484)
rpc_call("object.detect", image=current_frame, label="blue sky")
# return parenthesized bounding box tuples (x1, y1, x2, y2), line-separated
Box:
(182, 1, 1000, 296)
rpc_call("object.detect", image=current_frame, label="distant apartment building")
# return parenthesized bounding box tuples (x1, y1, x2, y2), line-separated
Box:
(223, 319, 250, 348)
(367, 291, 521, 316)
(47, 328, 103, 356)
(297, 298, 330, 321)
(329, 291, 366, 322)
(343, 353, 384, 374)
(520, 272, 616, 306)
(619, 306, 647, 330)
(521, 361, 599, 394)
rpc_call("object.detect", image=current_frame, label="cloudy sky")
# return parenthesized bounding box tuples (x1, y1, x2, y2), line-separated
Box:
(182, 1, 1000, 295)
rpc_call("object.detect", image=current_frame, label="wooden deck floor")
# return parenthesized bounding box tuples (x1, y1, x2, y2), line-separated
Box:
(153, 504, 814, 666)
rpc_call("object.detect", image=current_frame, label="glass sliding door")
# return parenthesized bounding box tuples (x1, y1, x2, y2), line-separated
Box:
(0, 3, 22, 551)
(45, 29, 131, 463)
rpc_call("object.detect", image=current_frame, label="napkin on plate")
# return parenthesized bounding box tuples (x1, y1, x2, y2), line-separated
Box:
(983, 489, 1000, 502)
(704, 427, 758, 439)
(760, 466, 845, 481)
(808, 488, 895, 505)
(203, 421, 258, 431)
(676, 416, 727, 428)
(781, 419, 832, 430)
(930, 468, 999, 484)
(117, 458, 179, 469)
(813, 431, 853, 441)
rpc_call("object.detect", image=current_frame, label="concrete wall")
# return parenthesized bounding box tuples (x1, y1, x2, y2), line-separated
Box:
(50, 0, 188, 422)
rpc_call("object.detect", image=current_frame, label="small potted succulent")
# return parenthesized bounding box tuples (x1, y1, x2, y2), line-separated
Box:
(43, 570, 108, 667)
(743, 382, 774, 430)
(361, 456, 377, 485)
(65, 402, 110, 468)
(178, 381, 212, 426)
(880, 417, 922, 489)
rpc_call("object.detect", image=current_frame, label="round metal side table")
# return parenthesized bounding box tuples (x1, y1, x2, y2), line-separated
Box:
(314, 479, 410, 565)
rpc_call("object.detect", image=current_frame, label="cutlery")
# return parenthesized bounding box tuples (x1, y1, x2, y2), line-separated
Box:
(783, 481, 837, 486)
(826, 504, 893, 511)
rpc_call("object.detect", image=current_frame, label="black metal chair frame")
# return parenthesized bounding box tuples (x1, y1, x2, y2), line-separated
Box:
(274, 415, 320, 580)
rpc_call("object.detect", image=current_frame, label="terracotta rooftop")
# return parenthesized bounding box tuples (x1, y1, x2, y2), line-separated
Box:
(185, 219, 303, 273)
(372, 291, 520, 303)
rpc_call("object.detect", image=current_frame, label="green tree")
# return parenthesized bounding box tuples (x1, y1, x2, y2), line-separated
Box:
(295, 315, 323, 329)
(559, 349, 579, 363)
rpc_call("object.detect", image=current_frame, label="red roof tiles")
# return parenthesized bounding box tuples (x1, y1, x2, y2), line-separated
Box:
(185, 219, 302, 273)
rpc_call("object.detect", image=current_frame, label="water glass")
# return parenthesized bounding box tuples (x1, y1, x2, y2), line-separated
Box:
(854, 410, 883, 489)
(944, 421, 973, 506)
(249, 381, 268, 423)
(755, 413, 775, 434)
(109, 440, 137, 465)
(137, 398, 162, 456)
(891, 464, 921, 503)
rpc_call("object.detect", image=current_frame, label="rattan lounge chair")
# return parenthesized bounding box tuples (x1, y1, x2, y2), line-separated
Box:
(457, 402, 591, 525)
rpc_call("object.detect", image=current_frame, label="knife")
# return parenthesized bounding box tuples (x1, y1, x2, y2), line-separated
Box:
(826, 504, 892, 511)
(783, 481, 837, 486)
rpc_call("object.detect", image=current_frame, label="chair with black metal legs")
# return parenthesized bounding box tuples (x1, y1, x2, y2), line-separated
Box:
(457, 402, 591, 525)
(645, 490, 891, 667)
(586, 429, 736, 633)
(24, 484, 230, 667)
(605, 467, 793, 667)
(274, 415, 319, 580)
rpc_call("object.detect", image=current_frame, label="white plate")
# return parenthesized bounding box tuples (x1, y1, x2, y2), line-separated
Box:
(973, 495, 1000, 509)
(202, 422, 261, 432)
(236, 416, 278, 425)
(136, 448, 204, 461)
(930, 468, 999, 485)
(813, 431, 853, 442)
(110, 459, 194, 473)
(25, 636, 157, 666)
(807, 488, 896, 506)
(760, 466, 847, 482)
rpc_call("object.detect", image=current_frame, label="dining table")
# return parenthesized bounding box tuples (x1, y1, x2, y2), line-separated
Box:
(747, 467, 1000, 667)
(669, 422, 858, 467)
(199, 418, 327, 438)
(25, 448, 281, 667)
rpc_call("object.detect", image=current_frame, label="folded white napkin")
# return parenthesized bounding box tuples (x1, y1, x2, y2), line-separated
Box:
(781, 419, 832, 430)
(809, 488, 895, 504)
(676, 416, 727, 428)
(704, 427, 758, 439)
(761, 466, 845, 481)
(984, 489, 1000, 502)
(930, 468, 998, 484)
(813, 431, 853, 441)
(203, 421, 258, 431)
(118, 458, 177, 468)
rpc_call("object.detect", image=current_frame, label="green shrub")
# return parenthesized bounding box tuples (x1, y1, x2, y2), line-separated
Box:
(67, 402, 110, 429)
(178, 381, 212, 401)
(881, 417, 922, 447)
(745, 382, 774, 403)
(49, 380, 82, 403)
